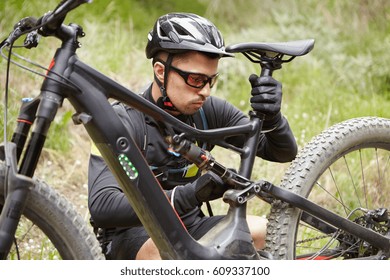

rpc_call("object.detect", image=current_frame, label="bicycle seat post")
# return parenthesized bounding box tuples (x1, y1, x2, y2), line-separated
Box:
(239, 61, 278, 179)
(201, 57, 281, 260)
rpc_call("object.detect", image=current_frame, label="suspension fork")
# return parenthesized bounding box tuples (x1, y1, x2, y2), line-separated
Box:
(19, 23, 81, 177)
(0, 97, 40, 258)
(0, 90, 63, 259)
(11, 97, 40, 162)
(0, 143, 35, 259)
(0, 25, 79, 259)
(19, 91, 63, 177)
(0, 96, 40, 257)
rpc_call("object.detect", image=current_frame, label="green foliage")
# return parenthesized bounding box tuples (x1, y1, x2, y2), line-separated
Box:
(209, 0, 390, 146)
(46, 110, 73, 153)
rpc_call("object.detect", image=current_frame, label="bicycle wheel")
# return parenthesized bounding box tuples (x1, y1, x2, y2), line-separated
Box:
(266, 117, 390, 260)
(0, 162, 105, 259)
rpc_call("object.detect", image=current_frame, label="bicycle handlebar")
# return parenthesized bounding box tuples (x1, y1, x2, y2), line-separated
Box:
(38, 0, 91, 36)
(2, 0, 90, 46)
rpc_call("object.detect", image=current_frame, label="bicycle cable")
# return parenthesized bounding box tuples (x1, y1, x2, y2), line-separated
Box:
(1, 41, 23, 260)
(3, 43, 13, 160)
(0, 45, 82, 93)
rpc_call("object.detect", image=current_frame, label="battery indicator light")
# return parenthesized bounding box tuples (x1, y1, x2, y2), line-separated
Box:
(118, 154, 138, 180)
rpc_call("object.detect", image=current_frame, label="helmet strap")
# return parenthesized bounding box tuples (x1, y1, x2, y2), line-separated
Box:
(155, 54, 178, 111)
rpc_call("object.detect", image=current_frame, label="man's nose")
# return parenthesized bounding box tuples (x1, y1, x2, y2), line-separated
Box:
(198, 83, 211, 99)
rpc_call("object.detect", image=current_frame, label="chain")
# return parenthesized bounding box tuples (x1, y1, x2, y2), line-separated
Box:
(296, 233, 333, 245)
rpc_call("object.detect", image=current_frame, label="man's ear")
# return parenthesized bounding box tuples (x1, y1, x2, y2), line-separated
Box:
(153, 61, 165, 84)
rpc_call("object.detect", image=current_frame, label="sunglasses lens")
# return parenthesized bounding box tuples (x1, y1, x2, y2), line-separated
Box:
(187, 74, 207, 88)
(187, 74, 218, 88)
(170, 65, 218, 89)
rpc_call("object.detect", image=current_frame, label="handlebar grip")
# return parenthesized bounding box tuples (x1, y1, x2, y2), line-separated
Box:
(2, 17, 38, 46)
(1, 0, 90, 45)
(39, 0, 91, 35)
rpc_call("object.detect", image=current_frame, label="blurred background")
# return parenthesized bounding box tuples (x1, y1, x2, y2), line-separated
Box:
(0, 0, 389, 217)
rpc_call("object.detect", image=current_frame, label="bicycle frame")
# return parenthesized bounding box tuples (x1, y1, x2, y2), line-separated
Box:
(1, 22, 389, 259)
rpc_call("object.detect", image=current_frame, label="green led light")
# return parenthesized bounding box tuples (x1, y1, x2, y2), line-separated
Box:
(118, 154, 138, 180)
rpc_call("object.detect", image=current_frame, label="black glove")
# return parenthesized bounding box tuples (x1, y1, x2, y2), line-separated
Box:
(249, 74, 282, 121)
(167, 171, 227, 216)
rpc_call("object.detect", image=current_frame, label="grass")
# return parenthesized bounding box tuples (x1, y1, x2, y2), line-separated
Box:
(9, 218, 60, 260)
(0, 0, 389, 257)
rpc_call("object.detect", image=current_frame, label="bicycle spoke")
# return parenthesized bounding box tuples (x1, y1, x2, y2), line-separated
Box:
(296, 146, 389, 259)
(359, 149, 367, 209)
(329, 166, 350, 216)
(315, 177, 349, 213)
(343, 155, 362, 207)
(267, 117, 390, 260)
(304, 148, 390, 259)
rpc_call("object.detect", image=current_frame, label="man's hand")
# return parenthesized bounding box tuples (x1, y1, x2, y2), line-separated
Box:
(193, 171, 227, 202)
(249, 74, 282, 120)
(168, 171, 228, 216)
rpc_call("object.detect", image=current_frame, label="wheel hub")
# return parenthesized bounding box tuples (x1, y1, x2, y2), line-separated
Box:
(339, 208, 389, 259)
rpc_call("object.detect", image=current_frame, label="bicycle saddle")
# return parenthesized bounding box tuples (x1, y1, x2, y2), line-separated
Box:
(226, 39, 315, 57)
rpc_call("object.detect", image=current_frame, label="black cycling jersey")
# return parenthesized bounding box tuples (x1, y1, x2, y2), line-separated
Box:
(88, 84, 297, 229)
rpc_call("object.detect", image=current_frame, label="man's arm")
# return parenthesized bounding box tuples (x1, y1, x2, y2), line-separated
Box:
(256, 113, 297, 162)
(204, 96, 297, 163)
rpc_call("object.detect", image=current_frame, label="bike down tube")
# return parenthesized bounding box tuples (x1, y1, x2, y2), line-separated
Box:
(66, 58, 262, 259)
(261, 181, 390, 255)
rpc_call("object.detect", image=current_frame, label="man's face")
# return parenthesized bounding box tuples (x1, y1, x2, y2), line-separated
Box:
(166, 52, 219, 115)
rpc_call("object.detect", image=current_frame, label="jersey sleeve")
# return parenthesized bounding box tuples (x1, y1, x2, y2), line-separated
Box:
(204, 96, 297, 163)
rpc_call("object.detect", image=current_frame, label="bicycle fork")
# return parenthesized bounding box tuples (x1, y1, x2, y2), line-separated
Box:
(0, 92, 62, 259)
(0, 143, 35, 259)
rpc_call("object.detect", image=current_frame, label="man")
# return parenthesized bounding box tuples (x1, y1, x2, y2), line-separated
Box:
(88, 13, 297, 260)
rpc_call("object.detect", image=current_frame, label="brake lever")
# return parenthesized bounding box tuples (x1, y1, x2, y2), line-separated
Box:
(2, 17, 38, 47)
(24, 30, 40, 49)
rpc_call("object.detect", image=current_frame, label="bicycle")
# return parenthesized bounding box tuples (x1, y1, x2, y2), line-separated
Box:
(0, 0, 389, 260)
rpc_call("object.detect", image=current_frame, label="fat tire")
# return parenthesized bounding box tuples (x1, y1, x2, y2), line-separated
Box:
(0, 162, 105, 259)
(266, 117, 390, 259)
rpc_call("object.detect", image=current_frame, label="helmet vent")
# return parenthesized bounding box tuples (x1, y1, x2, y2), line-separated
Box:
(168, 31, 181, 43)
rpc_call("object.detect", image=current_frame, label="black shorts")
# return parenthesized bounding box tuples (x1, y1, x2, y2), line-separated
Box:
(106, 215, 224, 260)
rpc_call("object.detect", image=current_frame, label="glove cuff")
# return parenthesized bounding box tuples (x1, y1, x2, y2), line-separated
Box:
(170, 184, 199, 216)
(262, 112, 282, 130)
